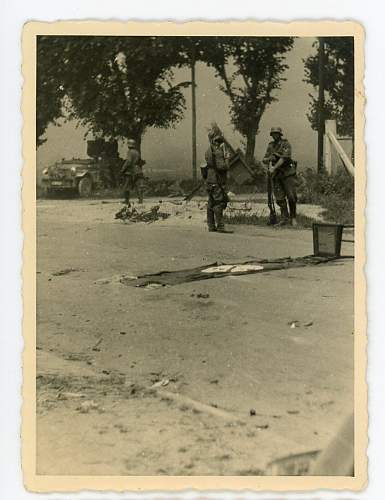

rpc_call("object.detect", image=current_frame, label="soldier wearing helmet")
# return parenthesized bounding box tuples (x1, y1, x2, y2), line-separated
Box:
(120, 139, 145, 205)
(203, 125, 231, 233)
(263, 127, 297, 226)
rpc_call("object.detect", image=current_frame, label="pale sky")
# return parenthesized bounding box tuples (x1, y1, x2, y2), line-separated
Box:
(37, 37, 318, 179)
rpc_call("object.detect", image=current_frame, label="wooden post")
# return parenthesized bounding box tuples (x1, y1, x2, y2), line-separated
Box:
(191, 47, 197, 184)
(317, 37, 325, 174)
(324, 120, 337, 175)
(326, 130, 355, 177)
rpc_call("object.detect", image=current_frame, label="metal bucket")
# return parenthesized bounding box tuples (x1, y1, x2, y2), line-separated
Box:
(312, 223, 344, 257)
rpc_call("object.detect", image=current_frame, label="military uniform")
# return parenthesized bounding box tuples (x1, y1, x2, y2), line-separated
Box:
(121, 142, 144, 204)
(263, 128, 297, 224)
(203, 139, 231, 232)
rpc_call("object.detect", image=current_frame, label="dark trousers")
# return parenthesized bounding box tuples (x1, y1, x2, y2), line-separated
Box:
(122, 175, 144, 204)
(273, 174, 297, 219)
(207, 184, 227, 230)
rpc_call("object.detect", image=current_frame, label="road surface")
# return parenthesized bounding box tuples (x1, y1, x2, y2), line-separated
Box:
(36, 198, 354, 475)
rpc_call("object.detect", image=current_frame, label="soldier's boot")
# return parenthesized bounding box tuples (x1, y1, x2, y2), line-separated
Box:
(288, 199, 297, 226)
(277, 201, 290, 226)
(214, 206, 225, 232)
(207, 206, 216, 232)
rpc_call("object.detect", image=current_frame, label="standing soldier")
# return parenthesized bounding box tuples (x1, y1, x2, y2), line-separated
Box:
(201, 126, 231, 233)
(120, 139, 145, 205)
(262, 127, 297, 226)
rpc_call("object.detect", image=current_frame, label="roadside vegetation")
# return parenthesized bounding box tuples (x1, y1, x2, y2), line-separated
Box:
(297, 168, 354, 225)
(223, 212, 316, 229)
(222, 167, 354, 228)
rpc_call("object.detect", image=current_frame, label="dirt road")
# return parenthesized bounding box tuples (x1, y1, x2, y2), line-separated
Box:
(36, 198, 354, 475)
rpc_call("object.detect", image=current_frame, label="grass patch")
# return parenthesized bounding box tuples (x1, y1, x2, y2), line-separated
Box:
(297, 168, 354, 225)
(321, 194, 354, 225)
(223, 212, 317, 229)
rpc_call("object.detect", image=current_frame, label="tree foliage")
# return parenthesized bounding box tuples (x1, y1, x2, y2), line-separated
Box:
(36, 36, 189, 148)
(197, 37, 295, 163)
(304, 37, 354, 137)
(36, 39, 65, 146)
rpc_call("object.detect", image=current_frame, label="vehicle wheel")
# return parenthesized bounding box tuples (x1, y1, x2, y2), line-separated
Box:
(41, 186, 50, 198)
(45, 188, 56, 198)
(78, 176, 93, 197)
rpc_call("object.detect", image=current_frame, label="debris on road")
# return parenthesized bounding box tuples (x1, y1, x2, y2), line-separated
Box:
(249, 409, 256, 416)
(95, 274, 138, 285)
(91, 337, 103, 351)
(76, 400, 100, 413)
(114, 423, 128, 433)
(288, 320, 314, 329)
(153, 389, 244, 424)
(151, 378, 170, 388)
(144, 283, 165, 289)
(52, 267, 83, 276)
(63, 352, 90, 362)
(115, 204, 170, 223)
(94, 277, 111, 285)
(319, 400, 335, 409)
(57, 391, 86, 400)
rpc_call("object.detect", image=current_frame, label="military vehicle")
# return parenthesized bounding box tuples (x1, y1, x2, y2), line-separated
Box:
(41, 139, 123, 197)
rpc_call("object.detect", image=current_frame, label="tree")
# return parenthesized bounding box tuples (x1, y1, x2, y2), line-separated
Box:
(304, 37, 354, 138)
(36, 36, 189, 149)
(198, 37, 295, 164)
(36, 38, 65, 146)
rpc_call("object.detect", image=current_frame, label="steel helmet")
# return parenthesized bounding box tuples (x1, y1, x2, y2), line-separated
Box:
(208, 122, 224, 142)
(270, 127, 283, 136)
(127, 139, 136, 148)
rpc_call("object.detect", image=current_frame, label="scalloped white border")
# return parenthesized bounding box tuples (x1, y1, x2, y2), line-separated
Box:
(20, 19, 366, 494)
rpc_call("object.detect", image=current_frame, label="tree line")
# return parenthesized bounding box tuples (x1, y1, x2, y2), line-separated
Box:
(37, 36, 354, 166)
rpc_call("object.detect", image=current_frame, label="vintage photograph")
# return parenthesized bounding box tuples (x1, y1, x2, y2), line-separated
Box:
(22, 21, 366, 491)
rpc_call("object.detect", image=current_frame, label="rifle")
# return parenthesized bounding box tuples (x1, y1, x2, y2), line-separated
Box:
(183, 181, 205, 202)
(267, 164, 277, 225)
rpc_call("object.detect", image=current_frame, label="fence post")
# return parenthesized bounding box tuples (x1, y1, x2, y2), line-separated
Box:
(326, 130, 355, 178)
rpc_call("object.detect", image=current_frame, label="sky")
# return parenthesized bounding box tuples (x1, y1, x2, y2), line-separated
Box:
(37, 37, 318, 179)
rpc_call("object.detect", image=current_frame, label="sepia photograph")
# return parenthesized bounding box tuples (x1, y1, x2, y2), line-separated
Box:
(22, 21, 366, 491)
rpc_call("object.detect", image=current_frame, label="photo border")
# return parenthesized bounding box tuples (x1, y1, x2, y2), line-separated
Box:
(22, 20, 367, 492)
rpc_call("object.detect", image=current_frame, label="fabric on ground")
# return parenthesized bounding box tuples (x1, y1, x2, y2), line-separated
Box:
(120, 255, 353, 288)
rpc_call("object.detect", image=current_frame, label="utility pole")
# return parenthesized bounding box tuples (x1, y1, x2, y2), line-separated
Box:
(191, 44, 197, 183)
(317, 36, 325, 173)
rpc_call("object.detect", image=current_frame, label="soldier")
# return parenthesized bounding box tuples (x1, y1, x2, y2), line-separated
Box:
(263, 127, 297, 226)
(120, 139, 145, 205)
(202, 127, 231, 233)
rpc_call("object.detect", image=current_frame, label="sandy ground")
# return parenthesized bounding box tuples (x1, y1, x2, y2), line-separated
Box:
(36, 198, 354, 476)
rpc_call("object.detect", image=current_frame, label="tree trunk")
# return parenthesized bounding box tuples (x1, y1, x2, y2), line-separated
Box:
(317, 37, 325, 173)
(135, 134, 142, 154)
(190, 45, 197, 184)
(245, 123, 258, 165)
